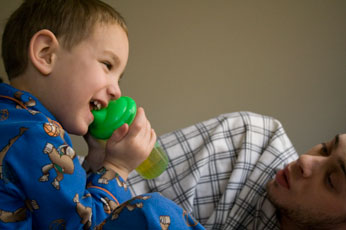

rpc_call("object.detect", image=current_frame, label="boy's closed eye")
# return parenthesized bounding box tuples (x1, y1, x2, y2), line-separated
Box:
(102, 61, 113, 71)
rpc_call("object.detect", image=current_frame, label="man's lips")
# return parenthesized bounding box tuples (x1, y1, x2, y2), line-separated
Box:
(275, 166, 290, 189)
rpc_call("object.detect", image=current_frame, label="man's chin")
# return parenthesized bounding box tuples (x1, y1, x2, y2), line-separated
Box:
(266, 179, 283, 209)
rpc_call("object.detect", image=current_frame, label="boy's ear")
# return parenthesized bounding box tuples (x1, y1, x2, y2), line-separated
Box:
(29, 29, 59, 76)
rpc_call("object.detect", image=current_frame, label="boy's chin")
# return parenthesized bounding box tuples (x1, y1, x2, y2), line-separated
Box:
(64, 123, 89, 136)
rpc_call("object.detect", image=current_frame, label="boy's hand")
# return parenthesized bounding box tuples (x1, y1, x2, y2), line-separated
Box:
(83, 122, 130, 172)
(103, 107, 156, 180)
(83, 134, 106, 172)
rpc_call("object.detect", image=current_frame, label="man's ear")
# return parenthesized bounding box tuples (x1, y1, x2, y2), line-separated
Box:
(29, 29, 59, 76)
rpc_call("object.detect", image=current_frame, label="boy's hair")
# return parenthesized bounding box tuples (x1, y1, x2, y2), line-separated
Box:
(1, 0, 128, 81)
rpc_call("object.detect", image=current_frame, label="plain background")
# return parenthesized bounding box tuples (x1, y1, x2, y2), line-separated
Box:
(0, 0, 345, 156)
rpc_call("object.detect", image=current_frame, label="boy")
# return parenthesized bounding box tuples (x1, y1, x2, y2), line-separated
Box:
(0, 0, 204, 229)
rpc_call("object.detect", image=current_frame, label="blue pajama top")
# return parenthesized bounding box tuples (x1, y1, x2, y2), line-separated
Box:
(0, 83, 204, 230)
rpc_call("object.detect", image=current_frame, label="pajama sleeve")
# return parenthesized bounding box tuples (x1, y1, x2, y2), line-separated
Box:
(0, 122, 131, 229)
(99, 192, 205, 230)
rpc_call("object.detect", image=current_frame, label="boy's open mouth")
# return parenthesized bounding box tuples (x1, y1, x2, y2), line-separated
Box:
(90, 100, 102, 111)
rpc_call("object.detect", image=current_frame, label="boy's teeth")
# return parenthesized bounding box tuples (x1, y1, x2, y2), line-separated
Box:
(91, 100, 102, 110)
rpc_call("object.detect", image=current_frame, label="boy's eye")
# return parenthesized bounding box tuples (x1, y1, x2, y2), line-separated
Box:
(102, 62, 113, 70)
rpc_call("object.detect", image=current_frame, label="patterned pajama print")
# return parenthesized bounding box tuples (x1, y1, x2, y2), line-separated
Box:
(0, 83, 203, 229)
(0, 83, 298, 229)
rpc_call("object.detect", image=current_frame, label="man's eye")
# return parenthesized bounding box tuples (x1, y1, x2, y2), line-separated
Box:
(321, 143, 329, 156)
(327, 175, 334, 189)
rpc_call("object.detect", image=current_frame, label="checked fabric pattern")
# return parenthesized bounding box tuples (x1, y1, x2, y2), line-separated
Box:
(127, 112, 299, 230)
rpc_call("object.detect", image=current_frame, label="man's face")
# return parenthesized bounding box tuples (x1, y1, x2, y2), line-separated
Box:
(267, 134, 346, 228)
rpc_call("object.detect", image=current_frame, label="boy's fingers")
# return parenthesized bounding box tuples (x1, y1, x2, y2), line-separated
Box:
(109, 123, 129, 142)
(127, 107, 155, 147)
(139, 109, 154, 142)
(146, 115, 152, 134)
(128, 107, 147, 137)
(150, 129, 157, 149)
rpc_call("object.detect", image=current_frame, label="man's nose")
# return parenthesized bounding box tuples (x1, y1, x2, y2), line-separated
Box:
(297, 154, 326, 178)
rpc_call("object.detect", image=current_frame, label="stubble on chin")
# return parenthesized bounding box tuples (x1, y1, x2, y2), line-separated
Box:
(265, 180, 345, 229)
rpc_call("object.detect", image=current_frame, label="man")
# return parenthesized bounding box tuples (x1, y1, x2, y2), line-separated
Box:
(267, 133, 346, 229)
(126, 111, 346, 229)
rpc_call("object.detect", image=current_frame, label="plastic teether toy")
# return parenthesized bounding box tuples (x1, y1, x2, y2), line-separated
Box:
(89, 96, 168, 179)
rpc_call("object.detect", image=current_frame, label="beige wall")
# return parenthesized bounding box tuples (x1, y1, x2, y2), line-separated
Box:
(1, 0, 345, 155)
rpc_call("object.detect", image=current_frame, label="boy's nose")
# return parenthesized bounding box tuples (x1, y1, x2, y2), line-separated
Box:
(107, 84, 121, 101)
(297, 154, 326, 178)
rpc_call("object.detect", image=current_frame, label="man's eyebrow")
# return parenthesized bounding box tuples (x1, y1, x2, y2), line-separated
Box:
(337, 158, 346, 178)
(331, 134, 340, 151)
(333, 135, 346, 180)
(335, 134, 339, 147)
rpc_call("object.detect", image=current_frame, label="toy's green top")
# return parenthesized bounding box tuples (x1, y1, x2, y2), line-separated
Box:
(89, 96, 137, 140)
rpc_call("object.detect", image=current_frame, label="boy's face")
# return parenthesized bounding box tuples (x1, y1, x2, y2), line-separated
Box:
(267, 134, 346, 228)
(46, 23, 129, 135)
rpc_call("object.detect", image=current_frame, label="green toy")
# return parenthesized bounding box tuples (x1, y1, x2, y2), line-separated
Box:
(89, 97, 137, 140)
(89, 96, 168, 179)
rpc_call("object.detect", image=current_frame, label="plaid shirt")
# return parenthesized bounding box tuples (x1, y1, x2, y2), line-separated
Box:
(127, 112, 299, 229)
